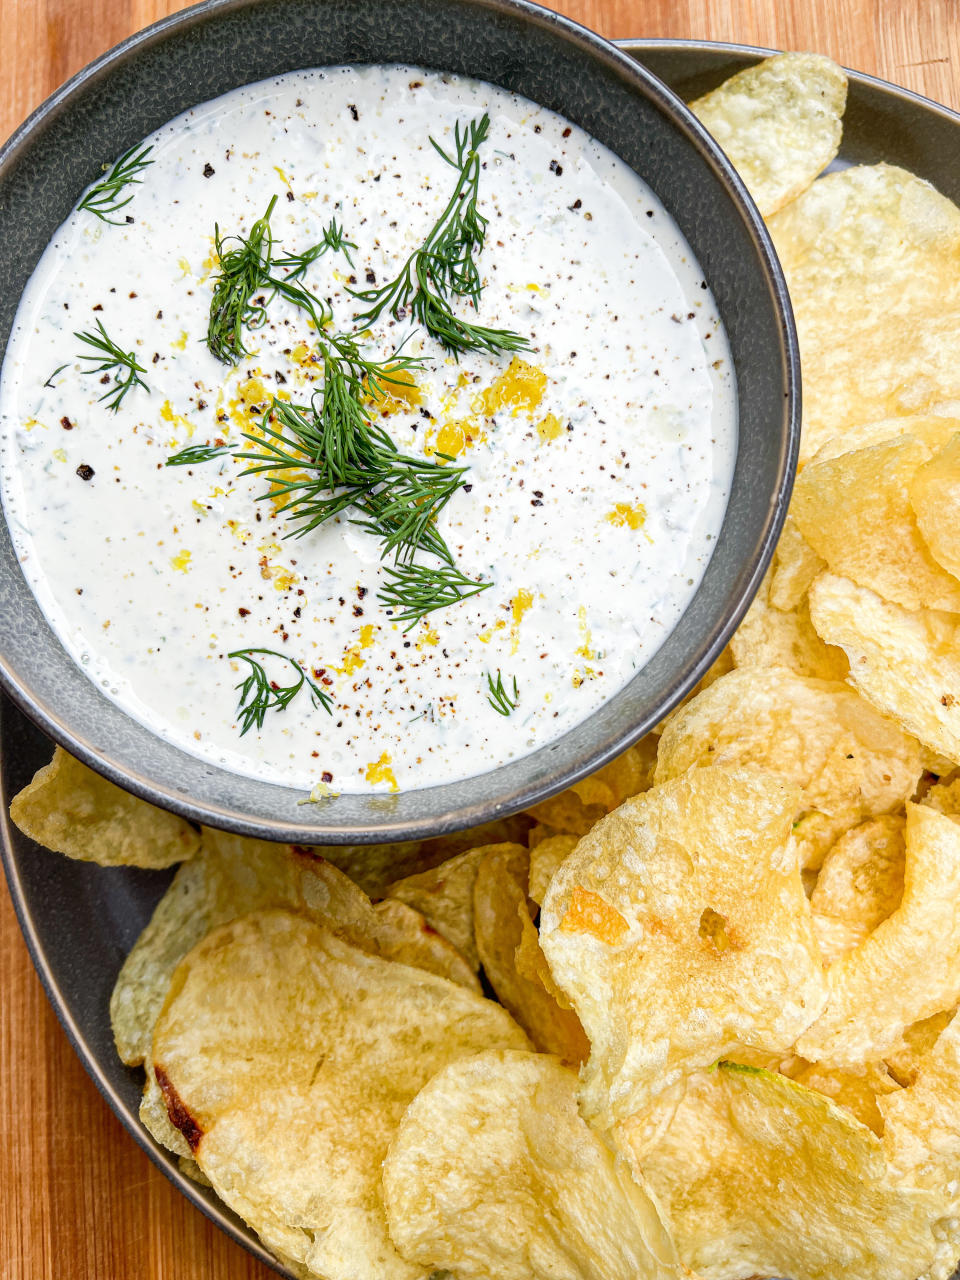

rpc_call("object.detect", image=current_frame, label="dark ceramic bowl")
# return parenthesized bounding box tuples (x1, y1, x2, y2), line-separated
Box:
(0, 0, 798, 843)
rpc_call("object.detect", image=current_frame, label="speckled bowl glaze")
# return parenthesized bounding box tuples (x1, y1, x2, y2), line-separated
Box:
(0, 2, 798, 842)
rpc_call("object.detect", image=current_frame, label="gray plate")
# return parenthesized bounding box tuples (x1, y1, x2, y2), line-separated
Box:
(4, 36, 958, 1280)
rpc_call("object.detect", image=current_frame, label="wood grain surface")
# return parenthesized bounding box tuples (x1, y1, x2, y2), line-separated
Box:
(2, 1, 959, 1276)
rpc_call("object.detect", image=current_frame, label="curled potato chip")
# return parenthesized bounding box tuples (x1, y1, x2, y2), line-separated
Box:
(784, 1058, 901, 1135)
(638, 1063, 944, 1280)
(473, 843, 589, 1064)
(808, 572, 960, 765)
(792, 434, 960, 611)
(525, 737, 658, 836)
(383, 1049, 685, 1280)
(111, 828, 477, 1067)
(768, 164, 960, 463)
(882, 1015, 960, 1190)
(885, 1010, 958, 1087)
(152, 910, 528, 1280)
(10, 746, 199, 868)
(810, 816, 906, 964)
(798, 803, 960, 1068)
(655, 667, 923, 869)
(911, 431, 960, 580)
(384, 844, 489, 970)
(528, 833, 579, 907)
(539, 766, 827, 1127)
(689, 53, 846, 217)
(730, 566, 848, 680)
(770, 515, 827, 611)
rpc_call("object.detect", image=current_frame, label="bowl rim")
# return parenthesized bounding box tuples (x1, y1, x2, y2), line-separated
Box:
(0, 1, 798, 843)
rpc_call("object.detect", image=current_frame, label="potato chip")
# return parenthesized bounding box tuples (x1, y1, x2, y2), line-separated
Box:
(886, 1010, 959, 1088)
(311, 814, 533, 897)
(638, 1063, 945, 1280)
(383, 844, 489, 970)
(792, 434, 960, 611)
(730, 566, 849, 680)
(785, 1058, 901, 1135)
(539, 767, 827, 1128)
(473, 843, 589, 1064)
(911, 431, 960, 580)
(798, 803, 960, 1068)
(689, 53, 847, 217)
(767, 164, 960, 463)
(525, 736, 658, 836)
(810, 815, 906, 964)
(809, 415, 958, 464)
(655, 667, 923, 869)
(769, 515, 827, 611)
(9, 745, 199, 868)
(383, 1049, 685, 1280)
(882, 1015, 960, 1187)
(527, 833, 579, 907)
(371, 898, 481, 993)
(140, 1057, 191, 1157)
(111, 827, 477, 1067)
(808, 572, 960, 765)
(151, 910, 528, 1280)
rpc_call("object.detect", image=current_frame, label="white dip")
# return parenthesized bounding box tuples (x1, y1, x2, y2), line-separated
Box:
(0, 65, 736, 794)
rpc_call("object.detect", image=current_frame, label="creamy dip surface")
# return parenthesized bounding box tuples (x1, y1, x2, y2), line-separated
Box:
(0, 65, 735, 794)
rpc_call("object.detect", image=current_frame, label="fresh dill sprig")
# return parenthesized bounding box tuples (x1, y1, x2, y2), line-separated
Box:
(74, 319, 149, 411)
(165, 442, 234, 467)
(350, 113, 528, 357)
(43, 363, 68, 389)
(228, 647, 333, 735)
(78, 144, 154, 224)
(486, 669, 519, 716)
(379, 561, 492, 631)
(207, 194, 332, 365)
(274, 217, 357, 275)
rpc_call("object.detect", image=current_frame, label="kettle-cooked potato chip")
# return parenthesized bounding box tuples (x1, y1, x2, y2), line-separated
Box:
(525, 737, 658, 836)
(729, 566, 849, 680)
(655, 668, 923, 869)
(784, 1058, 901, 1135)
(383, 844, 490, 970)
(528, 833, 579, 907)
(808, 572, 960, 765)
(539, 767, 827, 1128)
(882, 1015, 960, 1185)
(10, 745, 199, 868)
(910, 432, 960, 580)
(151, 910, 529, 1280)
(382, 1049, 686, 1280)
(689, 53, 847, 217)
(798, 803, 960, 1068)
(111, 827, 477, 1067)
(810, 816, 906, 964)
(792, 434, 960, 611)
(473, 843, 589, 1064)
(885, 1010, 958, 1087)
(767, 164, 960, 463)
(638, 1063, 945, 1280)
(770, 515, 827, 611)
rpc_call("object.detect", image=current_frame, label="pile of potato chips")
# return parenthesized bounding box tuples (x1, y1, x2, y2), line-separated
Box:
(13, 49, 960, 1280)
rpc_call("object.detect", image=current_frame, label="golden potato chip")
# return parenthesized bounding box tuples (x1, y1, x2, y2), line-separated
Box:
(792, 434, 960, 611)
(784, 1058, 901, 1135)
(809, 415, 958, 464)
(886, 1010, 958, 1087)
(151, 910, 528, 1280)
(383, 1050, 685, 1280)
(383, 844, 489, 970)
(810, 815, 906, 964)
(730, 566, 848, 680)
(527, 833, 579, 907)
(9, 745, 199, 868)
(882, 1015, 960, 1188)
(689, 53, 846, 218)
(111, 828, 477, 1067)
(525, 736, 658, 836)
(798, 803, 960, 1068)
(140, 1057, 191, 1157)
(769, 515, 826, 611)
(808, 572, 960, 765)
(639, 1063, 945, 1280)
(473, 843, 589, 1064)
(371, 898, 481, 994)
(311, 814, 533, 897)
(767, 164, 960, 463)
(539, 767, 827, 1128)
(911, 431, 960, 579)
(655, 667, 923, 869)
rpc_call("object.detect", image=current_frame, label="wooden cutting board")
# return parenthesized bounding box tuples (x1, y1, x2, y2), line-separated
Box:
(1, 1, 958, 1276)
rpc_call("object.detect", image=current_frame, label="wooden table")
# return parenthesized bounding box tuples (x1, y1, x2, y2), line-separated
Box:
(2, 0, 959, 1274)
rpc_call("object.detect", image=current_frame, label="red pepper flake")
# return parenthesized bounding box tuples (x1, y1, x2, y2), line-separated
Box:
(60, 416, 74, 430)
(76, 463, 95, 481)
